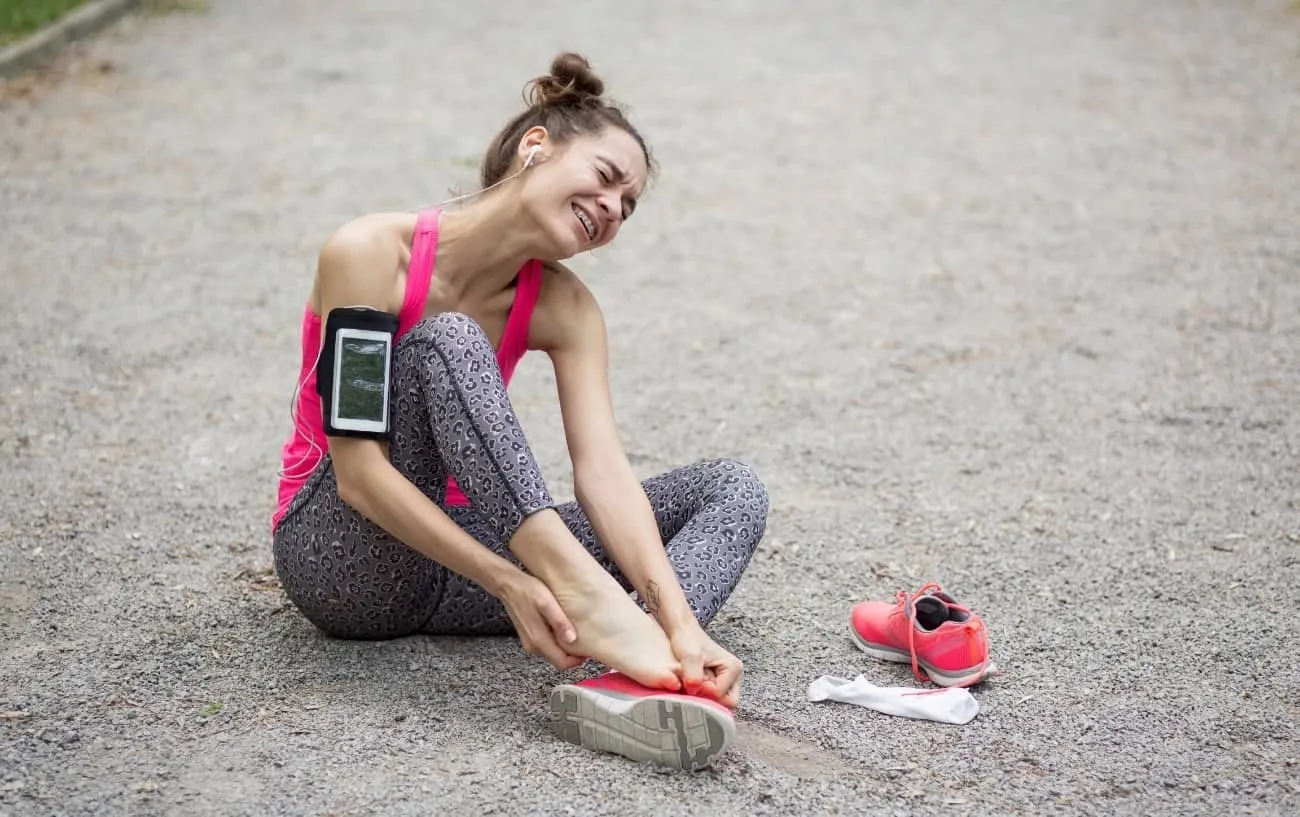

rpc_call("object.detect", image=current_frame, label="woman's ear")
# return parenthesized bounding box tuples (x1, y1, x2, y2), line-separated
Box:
(518, 126, 550, 169)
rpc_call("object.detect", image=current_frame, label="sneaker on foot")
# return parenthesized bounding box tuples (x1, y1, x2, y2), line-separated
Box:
(849, 582, 993, 687)
(549, 671, 736, 771)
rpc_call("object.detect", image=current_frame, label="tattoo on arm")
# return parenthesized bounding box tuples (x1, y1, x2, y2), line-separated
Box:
(644, 581, 661, 615)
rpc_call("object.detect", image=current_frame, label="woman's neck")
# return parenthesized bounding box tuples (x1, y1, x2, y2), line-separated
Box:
(432, 191, 545, 302)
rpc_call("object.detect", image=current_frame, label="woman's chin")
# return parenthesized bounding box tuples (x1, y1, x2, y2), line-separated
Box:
(536, 243, 577, 264)
(545, 223, 587, 261)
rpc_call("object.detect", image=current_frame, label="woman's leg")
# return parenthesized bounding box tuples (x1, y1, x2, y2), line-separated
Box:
(422, 458, 769, 634)
(272, 311, 558, 639)
(616, 458, 768, 626)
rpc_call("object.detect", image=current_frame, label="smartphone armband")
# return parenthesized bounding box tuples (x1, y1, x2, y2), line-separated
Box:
(316, 307, 400, 440)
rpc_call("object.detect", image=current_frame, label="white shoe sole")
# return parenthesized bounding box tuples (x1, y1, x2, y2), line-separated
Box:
(849, 624, 995, 687)
(549, 684, 735, 771)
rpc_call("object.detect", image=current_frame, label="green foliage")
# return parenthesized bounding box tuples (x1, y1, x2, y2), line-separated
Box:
(197, 701, 223, 718)
(0, 0, 88, 44)
(141, 0, 209, 14)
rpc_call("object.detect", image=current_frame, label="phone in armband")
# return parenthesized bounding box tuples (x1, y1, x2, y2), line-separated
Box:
(316, 307, 400, 440)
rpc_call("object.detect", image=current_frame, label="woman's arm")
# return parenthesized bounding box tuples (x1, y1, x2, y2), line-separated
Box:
(317, 225, 584, 668)
(536, 270, 700, 635)
(314, 225, 522, 600)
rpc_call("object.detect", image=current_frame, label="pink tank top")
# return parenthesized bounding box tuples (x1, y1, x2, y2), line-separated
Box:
(272, 208, 543, 531)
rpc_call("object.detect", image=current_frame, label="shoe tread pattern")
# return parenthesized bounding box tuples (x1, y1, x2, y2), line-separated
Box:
(550, 686, 730, 771)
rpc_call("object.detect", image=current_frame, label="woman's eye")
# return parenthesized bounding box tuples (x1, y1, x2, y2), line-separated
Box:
(598, 169, 610, 183)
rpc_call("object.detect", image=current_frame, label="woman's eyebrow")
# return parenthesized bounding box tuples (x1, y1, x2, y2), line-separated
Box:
(598, 155, 632, 183)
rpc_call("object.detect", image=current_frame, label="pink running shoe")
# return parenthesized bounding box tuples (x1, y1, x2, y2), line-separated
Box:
(849, 582, 994, 687)
(549, 672, 736, 771)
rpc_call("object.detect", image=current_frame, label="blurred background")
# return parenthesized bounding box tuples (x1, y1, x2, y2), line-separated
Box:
(1, 1, 1298, 815)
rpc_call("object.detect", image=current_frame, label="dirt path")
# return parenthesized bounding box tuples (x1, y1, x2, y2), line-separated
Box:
(2, 1, 1298, 814)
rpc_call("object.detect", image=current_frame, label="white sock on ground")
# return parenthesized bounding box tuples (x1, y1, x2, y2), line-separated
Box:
(806, 674, 980, 725)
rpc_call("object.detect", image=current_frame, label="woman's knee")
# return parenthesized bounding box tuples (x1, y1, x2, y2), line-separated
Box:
(707, 457, 770, 520)
(397, 312, 499, 380)
(402, 311, 489, 348)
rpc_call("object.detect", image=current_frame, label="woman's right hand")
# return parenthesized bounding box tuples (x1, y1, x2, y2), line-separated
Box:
(497, 571, 586, 671)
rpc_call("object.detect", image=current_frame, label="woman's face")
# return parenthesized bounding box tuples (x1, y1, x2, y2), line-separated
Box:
(519, 126, 648, 260)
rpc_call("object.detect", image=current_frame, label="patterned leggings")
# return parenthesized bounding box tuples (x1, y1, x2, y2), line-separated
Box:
(272, 312, 769, 640)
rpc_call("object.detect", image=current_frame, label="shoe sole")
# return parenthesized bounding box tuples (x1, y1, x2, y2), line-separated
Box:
(849, 624, 995, 687)
(549, 684, 735, 771)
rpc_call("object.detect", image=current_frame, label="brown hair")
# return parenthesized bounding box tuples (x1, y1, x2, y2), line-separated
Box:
(480, 52, 653, 189)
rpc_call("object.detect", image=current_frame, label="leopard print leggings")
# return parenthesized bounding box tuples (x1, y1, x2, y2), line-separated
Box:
(272, 312, 769, 640)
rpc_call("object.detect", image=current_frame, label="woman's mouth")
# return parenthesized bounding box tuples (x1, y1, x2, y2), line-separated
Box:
(572, 204, 596, 242)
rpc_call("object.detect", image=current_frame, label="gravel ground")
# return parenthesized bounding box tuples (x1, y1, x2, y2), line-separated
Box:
(2, 1, 1298, 815)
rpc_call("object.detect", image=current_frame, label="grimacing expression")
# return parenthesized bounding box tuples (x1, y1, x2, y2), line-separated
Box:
(522, 127, 648, 259)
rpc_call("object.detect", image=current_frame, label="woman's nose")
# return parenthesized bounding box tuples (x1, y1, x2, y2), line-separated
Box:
(598, 193, 620, 221)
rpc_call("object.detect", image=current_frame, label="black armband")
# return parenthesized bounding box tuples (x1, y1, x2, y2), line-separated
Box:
(317, 307, 400, 440)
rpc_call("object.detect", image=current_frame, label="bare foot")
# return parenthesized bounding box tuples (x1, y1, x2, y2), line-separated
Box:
(551, 570, 683, 691)
(508, 510, 682, 689)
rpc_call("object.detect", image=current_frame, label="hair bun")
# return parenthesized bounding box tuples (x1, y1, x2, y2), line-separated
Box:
(527, 52, 605, 109)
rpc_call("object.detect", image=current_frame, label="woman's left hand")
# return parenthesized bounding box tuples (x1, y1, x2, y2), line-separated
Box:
(668, 623, 744, 710)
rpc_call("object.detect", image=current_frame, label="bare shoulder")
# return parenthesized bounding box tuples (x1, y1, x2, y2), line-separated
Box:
(537, 260, 595, 310)
(311, 212, 417, 313)
(530, 261, 606, 354)
(319, 212, 415, 269)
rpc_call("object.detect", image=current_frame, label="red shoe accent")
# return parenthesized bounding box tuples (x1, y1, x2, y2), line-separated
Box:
(578, 671, 736, 716)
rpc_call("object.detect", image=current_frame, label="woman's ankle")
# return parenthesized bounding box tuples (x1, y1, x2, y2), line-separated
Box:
(507, 510, 605, 588)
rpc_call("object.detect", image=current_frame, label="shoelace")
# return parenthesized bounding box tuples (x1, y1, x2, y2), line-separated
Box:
(900, 582, 989, 688)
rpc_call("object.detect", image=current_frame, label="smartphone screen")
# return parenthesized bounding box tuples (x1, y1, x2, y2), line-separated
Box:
(332, 329, 391, 431)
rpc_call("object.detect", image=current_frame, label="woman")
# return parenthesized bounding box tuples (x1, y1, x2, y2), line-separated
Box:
(271, 52, 769, 770)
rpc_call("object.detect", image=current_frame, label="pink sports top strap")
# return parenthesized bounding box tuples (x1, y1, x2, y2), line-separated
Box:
(394, 207, 540, 380)
(497, 258, 543, 381)
(397, 209, 441, 336)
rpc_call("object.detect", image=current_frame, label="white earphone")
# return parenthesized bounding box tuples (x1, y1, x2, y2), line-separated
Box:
(406, 144, 540, 213)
